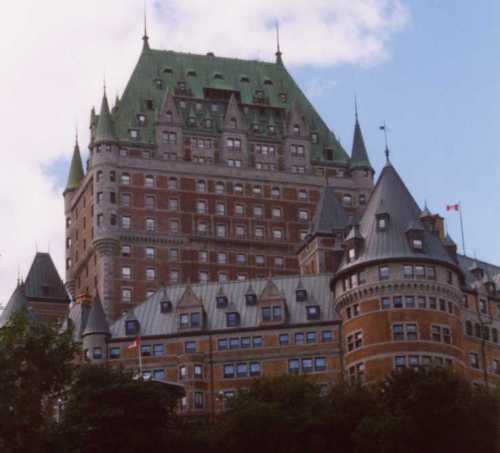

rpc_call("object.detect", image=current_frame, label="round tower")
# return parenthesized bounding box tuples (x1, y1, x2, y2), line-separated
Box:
(332, 161, 465, 384)
(82, 294, 111, 364)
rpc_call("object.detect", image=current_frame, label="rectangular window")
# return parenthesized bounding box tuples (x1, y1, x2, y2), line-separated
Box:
(469, 352, 479, 369)
(379, 266, 390, 280)
(288, 359, 300, 374)
(185, 341, 196, 353)
(393, 296, 403, 308)
(109, 347, 120, 359)
(153, 344, 164, 357)
(381, 297, 391, 309)
(141, 345, 151, 357)
(405, 296, 415, 308)
(415, 266, 425, 279)
(229, 337, 240, 349)
(314, 357, 327, 372)
(294, 332, 305, 345)
(279, 333, 289, 345)
(241, 337, 251, 349)
(252, 336, 263, 348)
(306, 331, 317, 343)
(236, 362, 248, 377)
(194, 365, 203, 378)
(429, 297, 437, 309)
(403, 265, 414, 279)
(322, 330, 333, 342)
(302, 358, 313, 373)
(250, 362, 261, 376)
(218, 338, 227, 350)
(223, 363, 235, 378)
(417, 296, 426, 308)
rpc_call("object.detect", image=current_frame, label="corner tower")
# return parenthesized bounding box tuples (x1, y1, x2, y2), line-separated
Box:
(332, 159, 465, 384)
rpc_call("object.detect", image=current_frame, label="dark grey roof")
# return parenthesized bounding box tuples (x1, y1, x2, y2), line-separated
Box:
(350, 117, 372, 171)
(310, 187, 349, 236)
(0, 283, 28, 328)
(82, 295, 110, 336)
(109, 274, 336, 339)
(64, 302, 91, 341)
(458, 254, 500, 288)
(337, 163, 458, 274)
(24, 253, 69, 302)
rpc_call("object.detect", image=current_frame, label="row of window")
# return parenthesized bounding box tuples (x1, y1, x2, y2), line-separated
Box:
(223, 362, 262, 378)
(117, 174, 310, 201)
(288, 357, 327, 374)
(279, 330, 333, 345)
(380, 295, 456, 314)
(465, 321, 499, 344)
(394, 354, 453, 371)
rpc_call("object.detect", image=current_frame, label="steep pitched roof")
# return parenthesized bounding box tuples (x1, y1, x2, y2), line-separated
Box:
(336, 162, 458, 274)
(458, 255, 500, 288)
(109, 274, 335, 338)
(309, 186, 349, 235)
(24, 253, 69, 302)
(65, 139, 84, 192)
(350, 117, 372, 171)
(94, 93, 117, 143)
(82, 294, 110, 336)
(112, 48, 348, 163)
(0, 283, 28, 328)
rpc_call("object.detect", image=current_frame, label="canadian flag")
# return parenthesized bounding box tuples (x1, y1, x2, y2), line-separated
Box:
(128, 336, 141, 349)
(446, 204, 460, 212)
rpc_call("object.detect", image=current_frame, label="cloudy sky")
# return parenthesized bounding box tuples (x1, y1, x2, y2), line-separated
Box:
(0, 0, 499, 307)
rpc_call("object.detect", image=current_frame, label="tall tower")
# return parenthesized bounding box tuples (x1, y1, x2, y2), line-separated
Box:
(64, 35, 374, 321)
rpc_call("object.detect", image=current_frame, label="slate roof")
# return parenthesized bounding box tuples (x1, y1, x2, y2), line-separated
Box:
(24, 253, 69, 302)
(109, 274, 336, 339)
(350, 116, 372, 171)
(94, 93, 117, 144)
(309, 187, 349, 236)
(102, 46, 348, 164)
(82, 295, 110, 336)
(336, 162, 458, 275)
(457, 255, 500, 288)
(0, 283, 28, 328)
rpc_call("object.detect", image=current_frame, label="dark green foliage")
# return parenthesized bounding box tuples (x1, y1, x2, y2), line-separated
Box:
(0, 309, 78, 453)
(54, 364, 184, 453)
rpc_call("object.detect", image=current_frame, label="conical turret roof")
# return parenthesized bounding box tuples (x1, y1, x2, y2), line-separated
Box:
(336, 162, 459, 275)
(0, 283, 28, 328)
(94, 92, 117, 143)
(350, 116, 372, 171)
(309, 187, 348, 236)
(65, 138, 84, 192)
(83, 294, 110, 336)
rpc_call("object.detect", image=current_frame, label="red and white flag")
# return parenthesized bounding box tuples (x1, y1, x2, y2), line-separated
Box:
(128, 336, 141, 349)
(446, 203, 460, 212)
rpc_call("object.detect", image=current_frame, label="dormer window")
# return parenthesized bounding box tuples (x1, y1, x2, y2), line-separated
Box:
(163, 67, 173, 74)
(486, 281, 496, 294)
(188, 117, 196, 127)
(230, 118, 237, 129)
(154, 79, 163, 89)
(226, 312, 240, 327)
(255, 90, 264, 98)
(178, 81, 186, 90)
(240, 75, 250, 83)
(205, 119, 212, 128)
(137, 114, 146, 125)
(216, 295, 228, 309)
(262, 306, 282, 322)
(306, 305, 320, 320)
(187, 70, 197, 77)
(412, 238, 423, 251)
(129, 129, 139, 139)
(252, 123, 260, 133)
(165, 111, 173, 123)
(348, 247, 357, 262)
(179, 312, 202, 329)
(245, 293, 257, 306)
(160, 300, 172, 313)
(279, 93, 287, 102)
(214, 72, 224, 80)
(125, 319, 140, 335)
(145, 99, 154, 110)
(311, 133, 318, 144)
(264, 78, 273, 86)
(376, 214, 389, 231)
(293, 124, 300, 136)
(296, 288, 308, 302)
(343, 194, 353, 207)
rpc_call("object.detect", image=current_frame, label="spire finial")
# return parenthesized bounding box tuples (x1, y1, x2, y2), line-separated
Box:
(275, 20, 283, 65)
(380, 121, 390, 163)
(142, 1, 150, 50)
(103, 73, 107, 97)
(75, 125, 79, 148)
(354, 93, 359, 121)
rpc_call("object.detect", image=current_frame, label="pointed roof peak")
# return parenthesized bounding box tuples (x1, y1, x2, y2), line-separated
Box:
(0, 283, 28, 328)
(82, 293, 110, 336)
(309, 186, 348, 237)
(94, 89, 117, 144)
(275, 21, 283, 65)
(350, 109, 373, 172)
(66, 131, 84, 192)
(142, 2, 150, 51)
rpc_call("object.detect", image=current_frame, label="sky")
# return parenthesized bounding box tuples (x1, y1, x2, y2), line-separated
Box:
(0, 0, 499, 307)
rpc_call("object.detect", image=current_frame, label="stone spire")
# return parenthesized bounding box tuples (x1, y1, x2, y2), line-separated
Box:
(65, 132, 84, 192)
(94, 89, 117, 144)
(82, 293, 110, 336)
(275, 21, 283, 66)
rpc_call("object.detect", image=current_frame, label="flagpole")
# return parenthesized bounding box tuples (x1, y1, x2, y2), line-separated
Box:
(137, 336, 143, 377)
(459, 201, 466, 256)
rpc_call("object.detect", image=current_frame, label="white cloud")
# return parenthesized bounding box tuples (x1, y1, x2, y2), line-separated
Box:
(0, 0, 408, 307)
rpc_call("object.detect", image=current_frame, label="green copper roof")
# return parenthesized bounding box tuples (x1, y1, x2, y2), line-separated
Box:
(112, 47, 349, 164)
(350, 116, 372, 171)
(65, 139, 84, 191)
(94, 93, 117, 143)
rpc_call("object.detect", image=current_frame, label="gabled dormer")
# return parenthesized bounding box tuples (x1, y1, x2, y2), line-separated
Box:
(245, 285, 257, 306)
(469, 260, 484, 280)
(295, 279, 308, 303)
(223, 93, 246, 131)
(158, 90, 182, 125)
(158, 286, 173, 314)
(286, 101, 308, 138)
(375, 200, 390, 232)
(124, 311, 140, 336)
(224, 302, 241, 328)
(258, 277, 287, 325)
(345, 223, 364, 263)
(215, 286, 228, 309)
(406, 219, 425, 252)
(176, 284, 205, 331)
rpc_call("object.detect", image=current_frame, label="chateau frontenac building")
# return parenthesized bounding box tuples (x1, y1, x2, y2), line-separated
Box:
(2, 32, 500, 417)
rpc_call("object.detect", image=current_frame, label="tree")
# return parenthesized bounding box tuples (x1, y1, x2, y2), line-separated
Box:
(214, 375, 327, 453)
(0, 309, 78, 453)
(54, 364, 185, 453)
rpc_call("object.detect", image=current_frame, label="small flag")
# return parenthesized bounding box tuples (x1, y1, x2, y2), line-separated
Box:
(128, 336, 141, 349)
(446, 204, 460, 212)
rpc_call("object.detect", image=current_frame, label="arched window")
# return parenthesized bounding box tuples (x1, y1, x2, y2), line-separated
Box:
(197, 179, 206, 192)
(215, 181, 225, 194)
(230, 117, 237, 129)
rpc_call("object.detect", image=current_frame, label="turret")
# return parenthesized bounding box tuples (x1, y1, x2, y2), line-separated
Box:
(64, 135, 85, 196)
(82, 293, 110, 364)
(94, 91, 117, 146)
(349, 106, 374, 196)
